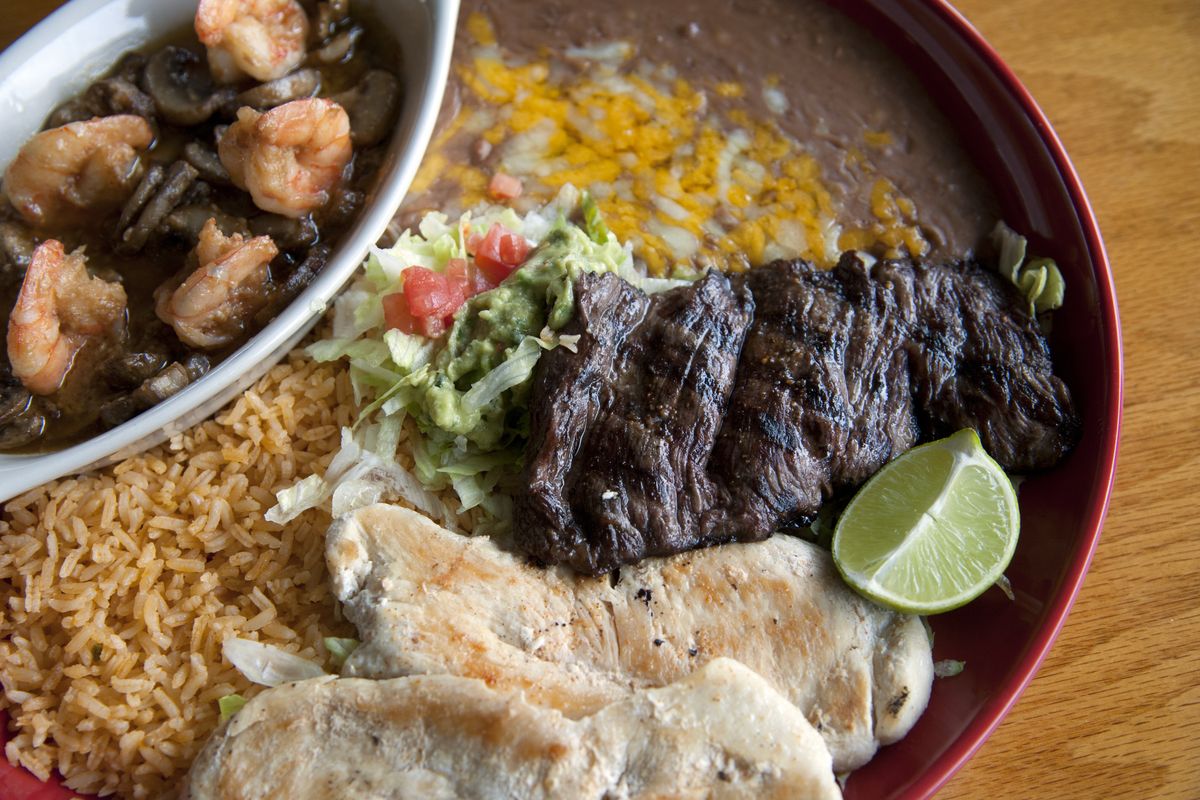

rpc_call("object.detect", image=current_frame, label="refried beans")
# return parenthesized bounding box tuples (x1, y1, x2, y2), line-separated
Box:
(398, 0, 997, 274)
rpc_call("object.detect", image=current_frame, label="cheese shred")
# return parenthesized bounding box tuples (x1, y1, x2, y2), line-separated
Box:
(407, 12, 931, 275)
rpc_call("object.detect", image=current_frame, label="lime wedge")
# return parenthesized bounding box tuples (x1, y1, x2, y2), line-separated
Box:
(831, 429, 1019, 615)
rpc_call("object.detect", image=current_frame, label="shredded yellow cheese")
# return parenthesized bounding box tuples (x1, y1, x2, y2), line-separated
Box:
(408, 13, 930, 274)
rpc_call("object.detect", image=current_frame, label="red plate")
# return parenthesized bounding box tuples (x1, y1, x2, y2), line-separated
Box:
(0, 0, 1120, 797)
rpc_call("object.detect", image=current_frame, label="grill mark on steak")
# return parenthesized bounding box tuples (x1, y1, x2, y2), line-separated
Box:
(705, 257, 925, 540)
(904, 260, 1080, 472)
(517, 254, 1079, 574)
(516, 271, 754, 574)
(519, 273, 651, 563)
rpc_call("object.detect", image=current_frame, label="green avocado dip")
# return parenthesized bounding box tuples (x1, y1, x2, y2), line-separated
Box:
(415, 222, 626, 449)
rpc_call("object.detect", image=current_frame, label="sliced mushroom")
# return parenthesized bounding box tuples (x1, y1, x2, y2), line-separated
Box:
(0, 220, 34, 274)
(310, 27, 362, 65)
(102, 350, 170, 390)
(334, 69, 400, 146)
(117, 160, 199, 253)
(254, 244, 329, 325)
(179, 178, 215, 208)
(132, 361, 193, 406)
(92, 77, 157, 119)
(311, 0, 350, 42)
(44, 98, 98, 128)
(248, 213, 318, 249)
(112, 52, 148, 84)
(165, 204, 249, 244)
(0, 376, 42, 449)
(235, 68, 321, 110)
(45, 75, 156, 127)
(98, 344, 201, 428)
(324, 186, 364, 226)
(348, 146, 385, 187)
(98, 394, 142, 428)
(0, 380, 33, 425)
(115, 164, 166, 236)
(143, 46, 230, 126)
(0, 410, 44, 449)
(182, 353, 211, 381)
(182, 142, 232, 184)
(44, 55, 151, 126)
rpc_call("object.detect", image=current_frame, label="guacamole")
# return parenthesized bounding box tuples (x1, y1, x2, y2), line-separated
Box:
(413, 223, 624, 448)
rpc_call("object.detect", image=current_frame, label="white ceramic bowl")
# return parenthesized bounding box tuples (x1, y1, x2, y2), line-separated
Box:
(0, 0, 458, 502)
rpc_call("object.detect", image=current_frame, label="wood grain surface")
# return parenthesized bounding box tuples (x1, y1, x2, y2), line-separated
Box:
(1, 1, 1197, 798)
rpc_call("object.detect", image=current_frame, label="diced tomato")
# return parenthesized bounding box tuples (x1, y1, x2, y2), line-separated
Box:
(471, 267, 495, 295)
(445, 258, 470, 297)
(402, 267, 462, 318)
(383, 266, 474, 339)
(418, 314, 447, 338)
(487, 172, 523, 200)
(473, 223, 531, 284)
(498, 233, 529, 267)
(446, 258, 495, 297)
(382, 291, 419, 334)
(383, 293, 449, 338)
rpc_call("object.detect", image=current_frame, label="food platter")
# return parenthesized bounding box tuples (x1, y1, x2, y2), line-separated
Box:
(0, 0, 1121, 798)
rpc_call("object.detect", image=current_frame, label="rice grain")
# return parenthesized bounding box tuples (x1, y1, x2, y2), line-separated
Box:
(0, 352, 357, 799)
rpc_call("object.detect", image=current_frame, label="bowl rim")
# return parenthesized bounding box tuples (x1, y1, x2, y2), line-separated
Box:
(0, 0, 459, 502)
(898, 2, 1123, 796)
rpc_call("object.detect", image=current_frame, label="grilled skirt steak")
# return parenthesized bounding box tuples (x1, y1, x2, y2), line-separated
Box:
(516, 254, 1079, 574)
(518, 270, 754, 574)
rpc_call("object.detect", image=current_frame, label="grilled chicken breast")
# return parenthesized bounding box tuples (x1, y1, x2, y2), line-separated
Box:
(327, 504, 932, 771)
(183, 658, 842, 800)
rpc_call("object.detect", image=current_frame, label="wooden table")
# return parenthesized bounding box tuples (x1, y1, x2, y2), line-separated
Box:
(2, 2, 1197, 798)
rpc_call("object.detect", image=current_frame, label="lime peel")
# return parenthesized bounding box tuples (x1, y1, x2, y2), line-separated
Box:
(832, 429, 1020, 615)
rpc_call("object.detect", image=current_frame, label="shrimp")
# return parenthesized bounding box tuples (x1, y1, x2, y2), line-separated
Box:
(218, 98, 352, 218)
(2, 115, 154, 228)
(7, 240, 127, 395)
(156, 218, 279, 349)
(195, 0, 309, 84)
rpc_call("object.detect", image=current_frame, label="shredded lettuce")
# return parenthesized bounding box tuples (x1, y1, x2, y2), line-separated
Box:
(323, 637, 359, 667)
(266, 426, 457, 526)
(222, 638, 326, 687)
(992, 221, 1066, 313)
(581, 190, 610, 244)
(461, 337, 545, 413)
(218, 694, 246, 722)
(383, 328, 435, 373)
(266, 474, 326, 525)
(934, 659, 966, 678)
(305, 337, 391, 366)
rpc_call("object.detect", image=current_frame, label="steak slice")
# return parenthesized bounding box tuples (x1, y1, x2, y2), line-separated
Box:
(515, 271, 754, 574)
(516, 254, 1079, 573)
(905, 259, 1080, 472)
(703, 257, 922, 541)
(706, 254, 1079, 542)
